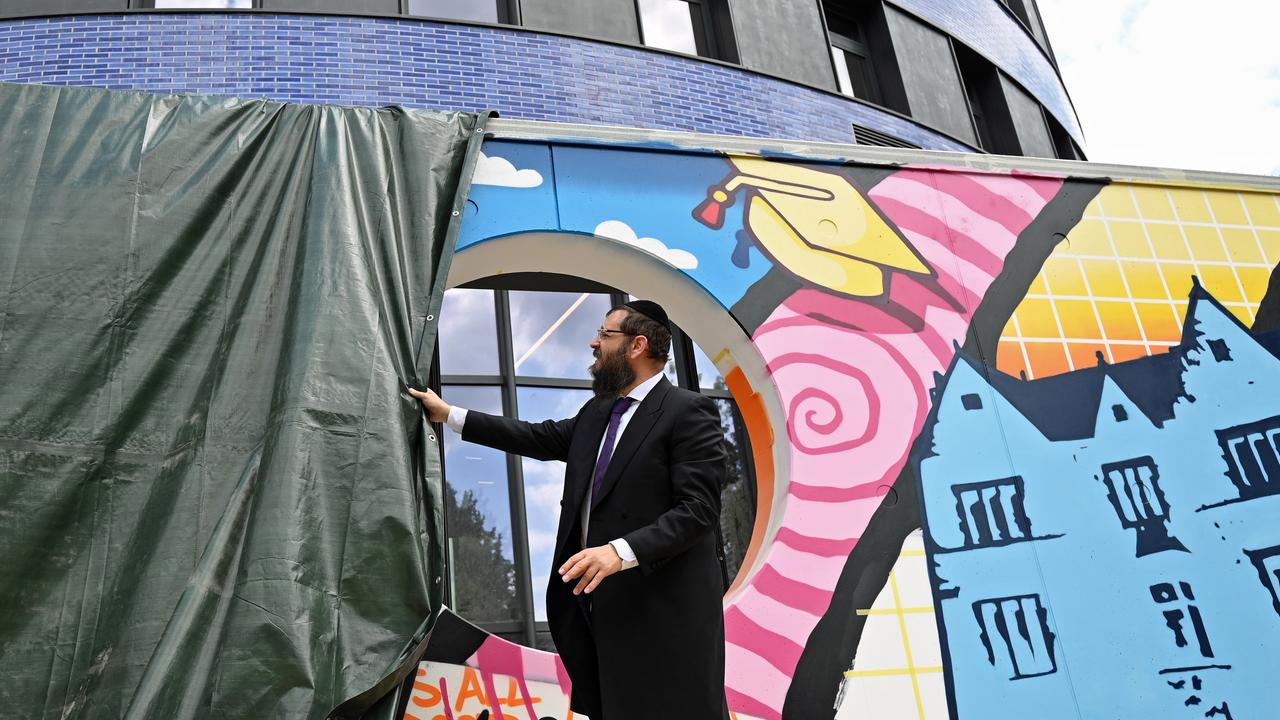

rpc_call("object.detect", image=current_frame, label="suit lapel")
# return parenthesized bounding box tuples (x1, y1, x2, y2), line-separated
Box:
(592, 376, 670, 509)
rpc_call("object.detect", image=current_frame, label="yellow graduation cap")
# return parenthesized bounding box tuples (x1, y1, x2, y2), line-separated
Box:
(694, 156, 930, 298)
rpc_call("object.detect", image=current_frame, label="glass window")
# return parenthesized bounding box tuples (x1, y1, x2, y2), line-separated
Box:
(407, 0, 499, 23)
(826, 12, 879, 102)
(442, 385, 521, 623)
(439, 288, 500, 376)
(517, 386, 594, 622)
(832, 46, 875, 101)
(509, 291, 613, 380)
(637, 0, 702, 55)
(692, 342, 724, 391)
(154, 0, 251, 7)
(714, 398, 755, 583)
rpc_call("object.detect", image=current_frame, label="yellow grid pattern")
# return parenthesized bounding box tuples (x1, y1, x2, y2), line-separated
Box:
(840, 541, 949, 720)
(997, 184, 1280, 380)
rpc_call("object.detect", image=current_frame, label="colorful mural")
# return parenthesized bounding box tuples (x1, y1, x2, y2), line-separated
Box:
(431, 138, 1280, 720)
(997, 183, 1280, 379)
(916, 284, 1280, 719)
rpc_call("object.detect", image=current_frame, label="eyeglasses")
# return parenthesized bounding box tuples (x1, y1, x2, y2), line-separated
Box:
(596, 327, 634, 340)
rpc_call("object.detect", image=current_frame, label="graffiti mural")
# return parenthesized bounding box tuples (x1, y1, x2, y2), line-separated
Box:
(915, 284, 1280, 719)
(997, 183, 1280, 378)
(441, 138, 1280, 719)
(405, 608, 579, 720)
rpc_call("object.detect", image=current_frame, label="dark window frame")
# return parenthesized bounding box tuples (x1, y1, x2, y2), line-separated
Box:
(633, 0, 736, 62)
(952, 40, 1021, 156)
(828, 19, 881, 104)
(402, 0, 517, 25)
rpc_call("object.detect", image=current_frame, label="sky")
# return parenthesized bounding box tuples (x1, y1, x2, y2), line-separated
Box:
(1036, 0, 1280, 176)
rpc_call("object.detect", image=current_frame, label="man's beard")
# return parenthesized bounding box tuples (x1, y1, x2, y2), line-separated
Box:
(590, 346, 636, 397)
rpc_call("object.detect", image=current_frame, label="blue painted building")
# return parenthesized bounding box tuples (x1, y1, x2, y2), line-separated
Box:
(917, 282, 1280, 719)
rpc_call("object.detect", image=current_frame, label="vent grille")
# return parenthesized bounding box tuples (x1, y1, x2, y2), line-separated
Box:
(852, 123, 921, 149)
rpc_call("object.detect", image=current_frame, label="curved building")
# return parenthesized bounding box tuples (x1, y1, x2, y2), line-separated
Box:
(0, 0, 1082, 156)
(0, 3, 1094, 718)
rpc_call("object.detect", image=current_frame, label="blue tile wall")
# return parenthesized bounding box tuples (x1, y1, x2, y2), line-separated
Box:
(0, 13, 978, 152)
(888, 0, 1082, 144)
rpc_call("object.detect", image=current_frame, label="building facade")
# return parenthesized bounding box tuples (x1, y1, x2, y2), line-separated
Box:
(0, 0, 1082, 155)
(0, 5, 1184, 719)
(0, 0, 1087, 656)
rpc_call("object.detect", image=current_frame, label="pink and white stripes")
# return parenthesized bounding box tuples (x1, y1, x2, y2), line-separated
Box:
(723, 168, 1062, 719)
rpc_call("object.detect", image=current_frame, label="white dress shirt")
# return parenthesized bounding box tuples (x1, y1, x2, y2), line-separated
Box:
(444, 370, 665, 572)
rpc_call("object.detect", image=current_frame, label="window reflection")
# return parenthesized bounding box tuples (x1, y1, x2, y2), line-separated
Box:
(517, 386, 594, 622)
(407, 0, 499, 23)
(509, 291, 612, 380)
(692, 341, 723, 390)
(154, 0, 251, 7)
(439, 288, 500, 375)
(637, 0, 701, 55)
(442, 384, 520, 623)
(713, 398, 755, 583)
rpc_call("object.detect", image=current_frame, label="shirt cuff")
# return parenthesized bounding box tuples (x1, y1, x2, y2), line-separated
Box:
(446, 406, 468, 434)
(609, 539, 639, 570)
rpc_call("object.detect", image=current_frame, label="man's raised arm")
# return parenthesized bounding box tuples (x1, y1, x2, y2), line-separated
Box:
(409, 386, 580, 463)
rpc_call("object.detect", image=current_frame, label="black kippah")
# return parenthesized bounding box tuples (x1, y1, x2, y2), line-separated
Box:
(622, 299, 670, 330)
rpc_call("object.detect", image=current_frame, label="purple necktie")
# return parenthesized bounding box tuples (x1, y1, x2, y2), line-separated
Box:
(591, 396, 636, 507)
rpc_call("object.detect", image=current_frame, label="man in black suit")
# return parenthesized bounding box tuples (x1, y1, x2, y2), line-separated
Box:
(410, 300, 729, 720)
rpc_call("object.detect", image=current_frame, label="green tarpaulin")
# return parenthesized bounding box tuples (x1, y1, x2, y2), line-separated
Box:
(0, 82, 486, 719)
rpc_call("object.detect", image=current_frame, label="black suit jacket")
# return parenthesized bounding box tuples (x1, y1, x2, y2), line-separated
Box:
(462, 375, 729, 720)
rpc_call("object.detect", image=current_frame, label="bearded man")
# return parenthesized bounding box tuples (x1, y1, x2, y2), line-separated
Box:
(411, 300, 729, 720)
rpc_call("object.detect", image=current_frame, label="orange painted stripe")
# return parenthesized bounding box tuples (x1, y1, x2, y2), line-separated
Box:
(724, 366, 776, 595)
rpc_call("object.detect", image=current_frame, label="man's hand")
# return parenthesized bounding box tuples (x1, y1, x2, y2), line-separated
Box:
(407, 386, 451, 424)
(559, 545, 623, 595)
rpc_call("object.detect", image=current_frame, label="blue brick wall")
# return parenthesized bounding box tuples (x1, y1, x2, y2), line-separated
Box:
(889, 0, 1082, 143)
(0, 13, 977, 151)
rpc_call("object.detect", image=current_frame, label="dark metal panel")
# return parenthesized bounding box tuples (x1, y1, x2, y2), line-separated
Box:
(261, 0, 399, 11)
(0, 0, 126, 14)
(727, 0, 835, 90)
(1021, 0, 1052, 53)
(881, 5, 976, 145)
(520, 0, 640, 45)
(494, 289, 539, 647)
(1000, 72, 1055, 158)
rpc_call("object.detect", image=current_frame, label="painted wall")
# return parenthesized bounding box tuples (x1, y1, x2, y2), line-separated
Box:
(436, 138, 1280, 720)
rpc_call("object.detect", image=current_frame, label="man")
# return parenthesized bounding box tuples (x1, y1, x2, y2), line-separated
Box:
(410, 300, 729, 720)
